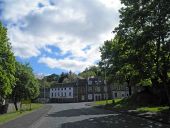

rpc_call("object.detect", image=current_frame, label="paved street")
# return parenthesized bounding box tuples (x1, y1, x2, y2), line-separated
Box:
(29, 102, 169, 128)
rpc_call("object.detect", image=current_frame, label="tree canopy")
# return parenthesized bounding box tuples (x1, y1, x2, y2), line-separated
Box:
(0, 23, 16, 101)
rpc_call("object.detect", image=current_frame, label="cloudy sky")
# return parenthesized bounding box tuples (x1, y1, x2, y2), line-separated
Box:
(0, 0, 122, 75)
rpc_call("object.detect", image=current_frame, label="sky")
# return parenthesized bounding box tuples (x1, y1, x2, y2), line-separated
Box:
(0, 0, 122, 75)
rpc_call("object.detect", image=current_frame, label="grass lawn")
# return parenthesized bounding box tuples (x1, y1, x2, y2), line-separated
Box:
(0, 103, 43, 124)
(95, 98, 170, 113)
(136, 106, 169, 112)
(95, 99, 122, 105)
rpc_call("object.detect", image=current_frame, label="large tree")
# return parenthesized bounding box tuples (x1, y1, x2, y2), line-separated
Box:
(114, 0, 170, 103)
(12, 62, 39, 111)
(99, 36, 142, 96)
(0, 23, 16, 105)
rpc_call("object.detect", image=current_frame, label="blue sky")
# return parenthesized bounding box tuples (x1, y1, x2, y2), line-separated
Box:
(0, 0, 121, 75)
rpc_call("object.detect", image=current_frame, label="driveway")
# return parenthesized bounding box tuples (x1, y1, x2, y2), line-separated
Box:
(29, 102, 169, 128)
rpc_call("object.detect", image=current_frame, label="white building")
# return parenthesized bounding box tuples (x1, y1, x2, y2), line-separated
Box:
(50, 83, 75, 102)
(50, 87, 73, 98)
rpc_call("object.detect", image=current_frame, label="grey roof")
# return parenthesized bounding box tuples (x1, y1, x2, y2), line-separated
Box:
(51, 82, 76, 88)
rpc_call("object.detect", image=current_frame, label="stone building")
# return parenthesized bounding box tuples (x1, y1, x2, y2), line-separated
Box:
(49, 77, 109, 103)
(111, 82, 130, 99)
(48, 77, 132, 103)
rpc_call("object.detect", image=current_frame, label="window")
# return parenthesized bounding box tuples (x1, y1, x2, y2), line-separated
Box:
(65, 88, 66, 90)
(58, 88, 59, 90)
(122, 94, 124, 97)
(69, 88, 71, 90)
(61, 92, 63, 96)
(65, 92, 66, 96)
(69, 92, 71, 96)
(52, 89, 53, 91)
(115, 93, 117, 98)
(51, 93, 53, 97)
(61, 88, 63, 90)
(88, 87, 92, 92)
(58, 92, 60, 96)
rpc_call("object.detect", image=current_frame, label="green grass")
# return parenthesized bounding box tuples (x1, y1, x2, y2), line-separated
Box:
(0, 103, 43, 124)
(136, 106, 169, 112)
(95, 99, 122, 105)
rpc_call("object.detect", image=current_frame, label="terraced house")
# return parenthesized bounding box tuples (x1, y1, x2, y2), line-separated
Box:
(49, 77, 131, 103)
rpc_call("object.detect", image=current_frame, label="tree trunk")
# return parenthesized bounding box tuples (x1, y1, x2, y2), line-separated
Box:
(126, 78, 131, 96)
(14, 101, 18, 111)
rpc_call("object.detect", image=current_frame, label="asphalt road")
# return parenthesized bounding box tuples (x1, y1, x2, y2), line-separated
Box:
(29, 102, 169, 128)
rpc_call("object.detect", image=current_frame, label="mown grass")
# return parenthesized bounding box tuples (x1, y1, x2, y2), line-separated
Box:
(0, 103, 43, 124)
(95, 98, 169, 113)
(95, 99, 122, 105)
(136, 106, 169, 112)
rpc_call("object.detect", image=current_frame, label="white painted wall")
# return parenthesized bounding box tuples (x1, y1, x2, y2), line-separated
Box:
(50, 87, 73, 98)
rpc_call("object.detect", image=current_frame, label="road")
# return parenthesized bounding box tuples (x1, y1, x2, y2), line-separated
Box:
(29, 102, 169, 128)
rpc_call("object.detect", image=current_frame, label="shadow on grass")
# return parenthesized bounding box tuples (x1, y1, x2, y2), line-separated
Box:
(101, 98, 170, 125)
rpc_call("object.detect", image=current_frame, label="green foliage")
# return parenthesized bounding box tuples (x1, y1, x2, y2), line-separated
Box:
(63, 71, 78, 83)
(79, 66, 101, 78)
(45, 73, 59, 82)
(12, 62, 40, 102)
(115, 0, 170, 86)
(58, 72, 68, 83)
(99, 0, 170, 88)
(0, 22, 16, 99)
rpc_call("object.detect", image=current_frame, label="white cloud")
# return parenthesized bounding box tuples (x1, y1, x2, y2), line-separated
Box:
(1, 0, 122, 72)
(38, 57, 92, 72)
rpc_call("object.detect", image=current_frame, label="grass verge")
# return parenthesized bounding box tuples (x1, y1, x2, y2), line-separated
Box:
(136, 106, 169, 112)
(95, 99, 122, 105)
(95, 98, 169, 113)
(0, 103, 43, 124)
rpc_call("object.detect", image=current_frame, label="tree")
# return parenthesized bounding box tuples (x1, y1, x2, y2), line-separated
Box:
(63, 71, 78, 83)
(79, 66, 101, 78)
(0, 23, 16, 105)
(58, 72, 68, 83)
(45, 73, 59, 82)
(114, 0, 170, 104)
(12, 62, 39, 111)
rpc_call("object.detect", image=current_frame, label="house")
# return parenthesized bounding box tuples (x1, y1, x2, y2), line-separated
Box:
(77, 78, 88, 102)
(50, 83, 76, 103)
(87, 77, 108, 101)
(48, 77, 109, 103)
(111, 82, 130, 99)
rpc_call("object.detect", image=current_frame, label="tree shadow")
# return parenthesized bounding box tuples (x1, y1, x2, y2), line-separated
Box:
(61, 113, 169, 128)
(47, 107, 112, 117)
(46, 106, 169, 128)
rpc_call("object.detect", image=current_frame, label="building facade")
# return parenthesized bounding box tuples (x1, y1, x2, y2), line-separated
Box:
(50, 83, 76, 103)
(111, 82, 130, 99)
(48, 77, 131, 103)
(49, 77, 109, 103)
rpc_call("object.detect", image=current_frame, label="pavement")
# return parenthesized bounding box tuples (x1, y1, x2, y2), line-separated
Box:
(1, 102, 170, 128)
(0, 105, 51, 128)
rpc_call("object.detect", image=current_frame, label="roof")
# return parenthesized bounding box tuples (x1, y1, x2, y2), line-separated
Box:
(51, 82, 76, 88)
